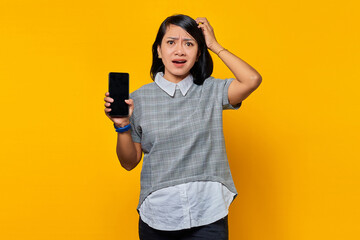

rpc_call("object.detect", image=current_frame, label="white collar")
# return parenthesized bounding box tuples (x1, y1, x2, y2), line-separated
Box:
(154, 72, 193, 97)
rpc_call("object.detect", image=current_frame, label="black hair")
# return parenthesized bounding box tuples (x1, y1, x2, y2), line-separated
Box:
(150, 14, 213, 85)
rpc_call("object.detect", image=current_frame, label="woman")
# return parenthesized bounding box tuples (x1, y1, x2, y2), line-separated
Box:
(104, 14, 262, 240)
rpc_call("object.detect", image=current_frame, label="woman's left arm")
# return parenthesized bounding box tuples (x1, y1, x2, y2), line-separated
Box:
(196, 17, 262, 106)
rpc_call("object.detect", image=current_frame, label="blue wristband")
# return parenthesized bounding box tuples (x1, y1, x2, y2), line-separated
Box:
(114, 123, 131, 133)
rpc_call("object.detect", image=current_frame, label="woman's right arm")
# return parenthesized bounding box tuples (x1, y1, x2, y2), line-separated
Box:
(104, 92, 142, 171)
(115, 132, 142, 171)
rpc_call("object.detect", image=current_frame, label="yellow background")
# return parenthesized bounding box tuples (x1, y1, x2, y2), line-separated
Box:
(1, 0, 359, 239)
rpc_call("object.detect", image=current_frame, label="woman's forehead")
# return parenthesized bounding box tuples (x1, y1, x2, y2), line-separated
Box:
(164, 24, 194, 40)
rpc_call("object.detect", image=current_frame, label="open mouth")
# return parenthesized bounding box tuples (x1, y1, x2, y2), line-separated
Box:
(172, 60, 187, 67)
(172, 60, 187, 64)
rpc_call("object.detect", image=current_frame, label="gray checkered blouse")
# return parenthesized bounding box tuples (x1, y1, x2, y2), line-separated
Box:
(129, 76, 242, 211)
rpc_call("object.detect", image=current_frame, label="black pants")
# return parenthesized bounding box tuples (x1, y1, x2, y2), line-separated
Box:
(139, 216, 229, 240)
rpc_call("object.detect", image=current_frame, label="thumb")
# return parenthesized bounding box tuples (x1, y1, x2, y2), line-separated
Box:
(124, 99, 134, 117)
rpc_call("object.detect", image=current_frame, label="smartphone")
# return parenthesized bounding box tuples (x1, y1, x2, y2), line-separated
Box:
(108, 72, 129, 117)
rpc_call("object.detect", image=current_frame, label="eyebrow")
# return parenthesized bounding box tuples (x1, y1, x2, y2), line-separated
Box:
(166, 37, 195, 41)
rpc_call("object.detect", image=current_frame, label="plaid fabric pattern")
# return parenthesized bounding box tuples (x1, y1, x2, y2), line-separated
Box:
(129, 76, 242, 211)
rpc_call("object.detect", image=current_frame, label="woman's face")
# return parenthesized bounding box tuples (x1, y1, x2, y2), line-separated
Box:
(157, 24, 199, 83)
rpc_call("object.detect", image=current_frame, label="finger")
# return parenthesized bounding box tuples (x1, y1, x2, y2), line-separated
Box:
(104, 102, 111, 107)
(198, 23, 210, 34)
(200, 21, 212, 31)
(105, 92, 109, 96)
(104, 97, 114, 103)
(104, 108, 112, 113)
(196, 19, 209, 27)
(124, 99, 134, 106)
(198, 22, 213, 34)
(195, 17, 207, 22)
(195, 17, 209, 25)
(125, 99, 134, 117)
(198, 24, 205, 32)
(196, 18, 212, 30)
(196, 21, 205, 28)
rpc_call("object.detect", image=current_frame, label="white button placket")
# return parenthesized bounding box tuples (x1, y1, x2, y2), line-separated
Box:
(178, 184, 191, 229)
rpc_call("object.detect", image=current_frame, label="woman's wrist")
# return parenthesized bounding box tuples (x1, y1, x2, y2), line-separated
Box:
(210, 43, 224, 55)
(114, 119, 130, 128)
(114, 123, 131, 133)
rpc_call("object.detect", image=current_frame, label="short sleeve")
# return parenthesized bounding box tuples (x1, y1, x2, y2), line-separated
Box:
(129, 115, 141, 143)
(129, 93, 141, 143)
(222, 78, 242, 110)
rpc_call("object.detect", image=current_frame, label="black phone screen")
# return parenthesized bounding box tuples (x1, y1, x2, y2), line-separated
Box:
(108, 72, 129, 117)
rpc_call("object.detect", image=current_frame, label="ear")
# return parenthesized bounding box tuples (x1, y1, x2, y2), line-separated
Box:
(157, 45, 162, 59)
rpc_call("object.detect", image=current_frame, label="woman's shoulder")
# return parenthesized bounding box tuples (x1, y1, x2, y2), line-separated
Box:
(202, 76, 234, 88)
(130, 82, 158, 99)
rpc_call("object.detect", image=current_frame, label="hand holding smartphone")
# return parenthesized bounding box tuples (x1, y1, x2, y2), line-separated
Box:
(108, 72, 129, 117)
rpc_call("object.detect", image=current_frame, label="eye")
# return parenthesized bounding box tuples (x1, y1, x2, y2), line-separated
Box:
(167, 40, 174, 45)
(186, 42, 194, 46)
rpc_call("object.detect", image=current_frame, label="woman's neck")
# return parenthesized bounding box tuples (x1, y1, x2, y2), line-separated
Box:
(163, 72, 190, 83)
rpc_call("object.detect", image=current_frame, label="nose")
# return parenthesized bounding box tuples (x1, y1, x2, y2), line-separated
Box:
(175, 43, 185, 56)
